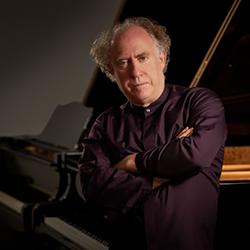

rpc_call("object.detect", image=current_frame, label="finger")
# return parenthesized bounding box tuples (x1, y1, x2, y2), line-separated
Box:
(176, 127, 194, 139)
(181, 128, 193, 137)
(185, 127, 194, 137)
(176, 127, 190, 139)
(175, 127, 189, 139)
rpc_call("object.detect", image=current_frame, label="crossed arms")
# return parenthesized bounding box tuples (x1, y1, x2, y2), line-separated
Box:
(78, 88, 227, 213)
(113, 127, 194, 189)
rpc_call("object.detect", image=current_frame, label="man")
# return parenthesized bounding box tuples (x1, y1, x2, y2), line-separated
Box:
(78, 17, 227, 250)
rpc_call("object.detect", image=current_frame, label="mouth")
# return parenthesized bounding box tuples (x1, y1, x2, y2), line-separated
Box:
(132, 82, 148, 88)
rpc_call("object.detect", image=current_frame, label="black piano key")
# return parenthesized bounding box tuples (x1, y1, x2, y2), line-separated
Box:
(58, 211, 109, 247)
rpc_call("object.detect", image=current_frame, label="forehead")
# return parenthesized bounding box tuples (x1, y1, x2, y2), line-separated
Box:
(110, 26, 155, 59)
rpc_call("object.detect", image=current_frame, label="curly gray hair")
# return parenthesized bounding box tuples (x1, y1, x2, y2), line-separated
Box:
(90, 17, 171, 82)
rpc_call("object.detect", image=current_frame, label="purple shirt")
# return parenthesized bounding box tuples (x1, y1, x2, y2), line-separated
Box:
(78, 84, 227, 250)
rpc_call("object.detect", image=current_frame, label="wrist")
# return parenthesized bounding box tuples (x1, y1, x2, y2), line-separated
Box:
(128, 153, 139, 173)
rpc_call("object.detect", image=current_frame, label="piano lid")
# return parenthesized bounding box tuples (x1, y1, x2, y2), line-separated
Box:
(36, 102, 93, 149)
(193, 0, 250, 141)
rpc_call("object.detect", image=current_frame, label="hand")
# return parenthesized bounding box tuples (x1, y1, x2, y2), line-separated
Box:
(152, 127, 194, 190)
(152, 177, 170, 189)
(113, 127, 194, 187)
(113, 153, 140, 173)
(175, 127, 194, 140)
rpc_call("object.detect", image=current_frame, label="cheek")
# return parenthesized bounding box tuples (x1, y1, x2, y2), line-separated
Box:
(114, 70, 126, 82)
(116, 78, 129, 95)
(115, 71, 130, 88)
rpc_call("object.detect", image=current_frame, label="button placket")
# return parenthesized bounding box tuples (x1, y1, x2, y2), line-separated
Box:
(142, 115, 156, 150)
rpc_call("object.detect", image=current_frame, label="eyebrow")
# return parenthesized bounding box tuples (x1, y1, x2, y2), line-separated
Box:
(116, 56, 128, 63)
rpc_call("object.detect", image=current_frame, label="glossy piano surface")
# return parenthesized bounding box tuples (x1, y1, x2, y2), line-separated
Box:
(194, 0, 250, 183)
(0, 102, 93, 235)
(192, 1, 250, 248)
(35, 154, 109, 250)
(0, 100, 110, 249)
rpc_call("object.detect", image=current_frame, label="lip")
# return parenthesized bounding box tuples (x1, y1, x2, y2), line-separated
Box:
(132, 82, 148, 88)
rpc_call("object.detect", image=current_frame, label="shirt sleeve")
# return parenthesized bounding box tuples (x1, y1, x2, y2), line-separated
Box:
(135, 88, 227, 179)
(78, 120, 152, 214)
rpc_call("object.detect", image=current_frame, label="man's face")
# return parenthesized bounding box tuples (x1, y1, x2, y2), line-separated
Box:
(109, 26, 166, 107)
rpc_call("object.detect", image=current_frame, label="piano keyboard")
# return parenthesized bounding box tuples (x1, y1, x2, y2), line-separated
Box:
(43, 217, 108, 250)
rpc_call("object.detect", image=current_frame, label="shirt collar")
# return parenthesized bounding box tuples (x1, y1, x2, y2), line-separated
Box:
(120, 84, 170, 118)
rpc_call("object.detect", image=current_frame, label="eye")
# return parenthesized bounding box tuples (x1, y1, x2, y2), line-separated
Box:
(119, 60, 128, 67)
(139, 56, 148, 62)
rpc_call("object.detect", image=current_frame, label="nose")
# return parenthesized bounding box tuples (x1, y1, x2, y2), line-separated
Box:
(130, 60, 141, 80)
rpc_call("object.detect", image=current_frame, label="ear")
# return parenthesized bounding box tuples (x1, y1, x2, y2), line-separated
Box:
(159, 51, 167, 70)
(108, 63, 114, 75)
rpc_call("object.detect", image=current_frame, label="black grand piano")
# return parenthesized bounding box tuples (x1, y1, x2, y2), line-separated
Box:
(1, 0, 250, 249)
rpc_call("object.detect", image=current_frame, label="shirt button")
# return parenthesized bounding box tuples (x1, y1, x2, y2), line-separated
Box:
(145, 108, 151, 113)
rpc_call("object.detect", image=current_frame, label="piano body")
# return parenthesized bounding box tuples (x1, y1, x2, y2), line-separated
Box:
(0, 102, 109, 249)
(1, 0, 250, 249)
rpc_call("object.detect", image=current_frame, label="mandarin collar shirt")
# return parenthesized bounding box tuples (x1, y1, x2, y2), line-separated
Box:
(78, 83, 227, 250)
